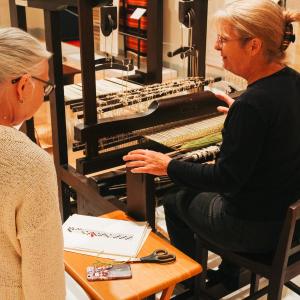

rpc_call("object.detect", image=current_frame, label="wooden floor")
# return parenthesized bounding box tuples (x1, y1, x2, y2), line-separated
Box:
(65, 272, 300, 300)
(225, 276, 300, 300)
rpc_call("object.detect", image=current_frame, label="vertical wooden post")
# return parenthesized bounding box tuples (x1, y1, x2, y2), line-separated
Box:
(77, 0, 98, 159)
(146, 0, 163, 84)
(44, 10, 71, 220)
(9, 0, 36, 143)
(126, 171, 156, 230)
(193, 0, 208, 78)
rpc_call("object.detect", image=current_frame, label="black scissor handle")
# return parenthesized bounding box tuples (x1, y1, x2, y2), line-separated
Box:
(153, 249, 168, 256)
(140, 249, 176, 264)
(156, 254, 176, 264)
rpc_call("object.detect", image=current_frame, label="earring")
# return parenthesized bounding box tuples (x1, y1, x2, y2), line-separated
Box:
(18, 98, 24, 104)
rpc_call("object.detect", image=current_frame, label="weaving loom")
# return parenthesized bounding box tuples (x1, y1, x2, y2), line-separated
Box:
(10, 0, 191, 221)
(65, 76, 228, 216)
(68, 76, 223, 168)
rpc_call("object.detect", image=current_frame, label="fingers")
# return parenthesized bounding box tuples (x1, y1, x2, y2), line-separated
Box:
(123, 150, 152, 174)
(123, 149, 162, 162)
(130, 166, 152, 174)
(123, 149, 170, 176)
(125, 160, 146, 168)
(127, 149, 148, 156)
(123, 153, 147, 162)
(217, 106, 229, 114)
(124, 149, 151, 160)
(123, 150, 150, 174)
(129, 164, 167, 176)
(214, 91, 235, 107)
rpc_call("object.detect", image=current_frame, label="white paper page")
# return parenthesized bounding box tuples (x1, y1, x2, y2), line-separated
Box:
(63, 214, 149, 258)
(64, 227, 151, 261)
(130, 8, 146, 20)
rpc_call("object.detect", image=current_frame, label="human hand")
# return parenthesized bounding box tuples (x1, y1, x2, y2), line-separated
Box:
(214, 91, 235, 114)
(123, 149, 172, 176)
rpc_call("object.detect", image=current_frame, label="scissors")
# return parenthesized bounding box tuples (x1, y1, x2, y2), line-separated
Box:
(127, 249, 176, 264)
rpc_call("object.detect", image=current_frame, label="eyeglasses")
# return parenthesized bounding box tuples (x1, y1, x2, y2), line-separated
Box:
(216, 34, 251, 47)
(11, 76, 55, 97)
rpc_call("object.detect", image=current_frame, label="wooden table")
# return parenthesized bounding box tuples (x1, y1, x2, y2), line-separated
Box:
(64, 210, 202, 300)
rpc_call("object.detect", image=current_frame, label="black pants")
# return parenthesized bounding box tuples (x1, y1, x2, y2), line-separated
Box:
(163, 188, 283, 261)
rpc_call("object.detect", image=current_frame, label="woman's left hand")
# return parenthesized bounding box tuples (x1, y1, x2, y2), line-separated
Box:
(214, 91, 235, 114)
(123, 149, 172, 176)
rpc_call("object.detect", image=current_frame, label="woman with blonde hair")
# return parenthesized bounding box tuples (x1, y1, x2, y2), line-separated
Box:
(0, 27, 65, 299)
(124, 0, 300, 290)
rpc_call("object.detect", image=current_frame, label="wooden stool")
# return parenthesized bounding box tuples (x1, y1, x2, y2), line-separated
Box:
(64, 210, 202, 300)
(196, 199, 300, 300)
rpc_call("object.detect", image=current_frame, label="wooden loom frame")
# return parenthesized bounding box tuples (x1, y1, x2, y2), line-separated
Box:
(9, 0, 209, 229)
(9, 0, 163, 221)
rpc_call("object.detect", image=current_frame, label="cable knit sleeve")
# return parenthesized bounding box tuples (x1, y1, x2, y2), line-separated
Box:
(15, 147, 65, 300)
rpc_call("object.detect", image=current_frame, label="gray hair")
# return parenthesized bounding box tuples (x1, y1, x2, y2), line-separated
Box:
(214, 0, 300, 63)
(0, 27, 51, 83)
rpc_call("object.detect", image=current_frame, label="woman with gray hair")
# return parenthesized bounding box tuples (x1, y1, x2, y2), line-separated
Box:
(0, 27, 65, 299)
(124, 0, 300, 290)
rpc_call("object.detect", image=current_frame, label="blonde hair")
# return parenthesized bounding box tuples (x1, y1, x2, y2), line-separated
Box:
(0, 27, 51, 83)
(214, 0, 300, 63)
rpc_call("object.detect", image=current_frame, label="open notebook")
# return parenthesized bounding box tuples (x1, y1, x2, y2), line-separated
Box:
(63, 214, 151, 260)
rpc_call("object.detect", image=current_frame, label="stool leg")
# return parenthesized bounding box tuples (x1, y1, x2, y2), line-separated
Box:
(249, 273, 260, 295)
(194, 235, 209, 300)
(160, 284, 176, 300)
(267, 276, 284, 300)
(199, 248, 208, 289)
(285, 281, 300, 295)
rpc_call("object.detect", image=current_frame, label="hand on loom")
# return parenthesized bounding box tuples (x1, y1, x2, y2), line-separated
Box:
(123, 149, 172, 176)
(214, 91, 235, 114)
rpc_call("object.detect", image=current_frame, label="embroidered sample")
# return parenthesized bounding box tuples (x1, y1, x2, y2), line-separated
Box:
(67, 226, 134, 240)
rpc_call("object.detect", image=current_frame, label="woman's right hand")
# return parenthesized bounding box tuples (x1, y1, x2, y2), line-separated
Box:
(214, 91, 235, 114)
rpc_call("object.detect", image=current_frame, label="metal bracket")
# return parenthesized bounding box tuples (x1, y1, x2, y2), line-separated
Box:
(100, 5, 117, 36)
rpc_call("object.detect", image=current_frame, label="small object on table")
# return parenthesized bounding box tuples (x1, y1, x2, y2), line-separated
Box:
(126, 249, 176, 264)
(87, 264, 132, 281)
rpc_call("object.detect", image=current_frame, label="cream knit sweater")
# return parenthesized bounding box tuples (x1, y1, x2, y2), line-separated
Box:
(0, 125, 65, 299)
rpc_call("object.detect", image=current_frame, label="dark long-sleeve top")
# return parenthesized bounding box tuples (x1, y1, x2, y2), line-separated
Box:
(167, 67, 300, 221)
